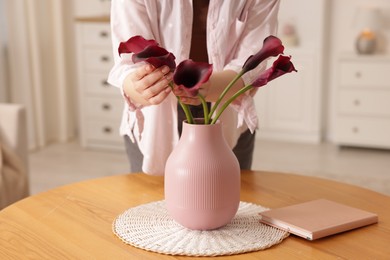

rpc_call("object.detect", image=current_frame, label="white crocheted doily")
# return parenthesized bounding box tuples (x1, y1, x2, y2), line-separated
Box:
(113, 200, 289, 256)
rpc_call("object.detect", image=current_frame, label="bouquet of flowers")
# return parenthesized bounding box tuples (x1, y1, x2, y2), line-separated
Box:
(118, 35, 296, 124)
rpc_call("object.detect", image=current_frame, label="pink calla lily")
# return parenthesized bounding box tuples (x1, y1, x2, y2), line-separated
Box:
(173, 60, 213, 97)
(251, 55, 297, 87)
(118, 35, 176, 70)
(242, 35, 285, 73)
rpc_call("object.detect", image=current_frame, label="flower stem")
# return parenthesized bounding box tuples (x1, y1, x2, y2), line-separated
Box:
(169, 82, 194, 124)
(211, 85, 253, 124)
(208, 70, 245, 120)
(198, 94, 209, 124)
(178, 98, 194, 124)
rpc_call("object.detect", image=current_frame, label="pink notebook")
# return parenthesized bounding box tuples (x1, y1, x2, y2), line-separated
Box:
(259, 199, 378, 240)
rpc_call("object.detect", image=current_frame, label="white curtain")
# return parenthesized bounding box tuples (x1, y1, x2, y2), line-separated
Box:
(5, 0, 77, 150)
(0, 0, 7, 102)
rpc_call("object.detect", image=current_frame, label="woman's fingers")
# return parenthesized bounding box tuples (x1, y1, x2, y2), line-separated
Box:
(130, 64, 154, 81)
(148, 85, 172, 105)
(128, 64, 207, 106)
(131, 65, 173, 104)
(144, 72, 173, 104)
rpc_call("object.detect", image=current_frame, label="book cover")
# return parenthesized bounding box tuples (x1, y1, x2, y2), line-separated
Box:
(259, 199, 378, 240)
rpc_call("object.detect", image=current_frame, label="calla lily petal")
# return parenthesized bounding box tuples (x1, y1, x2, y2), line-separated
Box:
(252, 55, 297, 87)
(118, 35, 176, 70)
(173, 60, 213, 97)
(242, 35, 284, 73)
(132, 45, 176, 70)
(118, 35, 158, 55)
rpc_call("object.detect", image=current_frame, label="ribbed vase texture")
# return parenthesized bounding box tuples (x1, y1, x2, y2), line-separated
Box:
(165, 120, 240, 230)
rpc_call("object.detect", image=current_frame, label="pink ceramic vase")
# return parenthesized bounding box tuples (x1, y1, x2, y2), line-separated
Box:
(164, 120, 240, 230)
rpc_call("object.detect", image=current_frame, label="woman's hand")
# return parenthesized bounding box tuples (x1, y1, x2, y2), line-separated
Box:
(172, 70, 245, 106)
(123, 64, 173, 105)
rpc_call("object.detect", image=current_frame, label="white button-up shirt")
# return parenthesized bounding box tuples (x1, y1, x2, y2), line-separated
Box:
(108, 0, 280, 175)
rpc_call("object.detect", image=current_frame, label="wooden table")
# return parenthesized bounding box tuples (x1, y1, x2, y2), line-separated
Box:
(1, 170, 389, 259)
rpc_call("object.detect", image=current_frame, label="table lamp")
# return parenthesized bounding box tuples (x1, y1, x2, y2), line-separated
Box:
(353, 6, 383, 54)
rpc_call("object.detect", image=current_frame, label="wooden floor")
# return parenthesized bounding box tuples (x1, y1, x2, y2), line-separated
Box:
(29, 139, 390, 196)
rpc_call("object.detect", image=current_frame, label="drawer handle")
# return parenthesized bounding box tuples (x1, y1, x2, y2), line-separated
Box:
(102, 103, 111, 110)
(103, 126, 112, 134)
(352, 127, 359, 133)
(101, 56, 110, 62)
(355, 72, 362, 78)
(100, 31, 109, 38)
(353, 99, 360, 106)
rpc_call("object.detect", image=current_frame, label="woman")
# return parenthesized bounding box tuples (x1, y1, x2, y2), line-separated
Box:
(108, 0, 280, 174)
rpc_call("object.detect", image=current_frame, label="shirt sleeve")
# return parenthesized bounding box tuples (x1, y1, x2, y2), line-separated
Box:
(225, 0, 280, 85)
(107, 0, 156, 91)
(107, 1, 148, 144)
(107, 0, 179, 176)
(224, 0, 281, 132)
(107, 0, 159, 138)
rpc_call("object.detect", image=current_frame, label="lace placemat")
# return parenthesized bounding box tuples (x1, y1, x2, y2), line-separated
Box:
(112, 200, 289, 257)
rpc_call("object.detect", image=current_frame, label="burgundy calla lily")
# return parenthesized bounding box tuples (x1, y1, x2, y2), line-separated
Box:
(242, 35, 284, 73)
(118, 35, 176, 70)
(118, 35, 158, 54)
(173, 60, 213, 97)
(251, 55, 297, 88)
(132, 45, 176, 70)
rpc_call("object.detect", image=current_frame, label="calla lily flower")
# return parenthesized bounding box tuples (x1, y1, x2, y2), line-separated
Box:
(210, 55, 296, 124)
(132, 45, 176, 70)
(118, 35, 158, 54)
(251, 55, 297, 87)
(173, 60, 213, 97)
(242, 35, 285, 73)
(118, 35, 176, 70)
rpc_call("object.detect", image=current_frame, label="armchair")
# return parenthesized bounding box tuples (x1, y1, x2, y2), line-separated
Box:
(0, 103, 29, 209)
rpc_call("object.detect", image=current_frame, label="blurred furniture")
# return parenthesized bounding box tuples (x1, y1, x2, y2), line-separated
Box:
(75, 18, 123, 151)
(73, 0, 111, 17)
(0, 170, 388, 259)
(334, 54, 390, 148)
(353, 6, 383, 55)
(255, 0, 327, 143)
(0, 103, 29, 209)
(74, 0, 123, 151)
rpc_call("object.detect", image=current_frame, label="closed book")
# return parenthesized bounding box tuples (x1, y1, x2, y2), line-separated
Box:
(259, 199, 378, 240)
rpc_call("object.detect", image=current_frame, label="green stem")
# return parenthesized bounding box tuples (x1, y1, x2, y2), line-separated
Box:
(178, 98, 194, 124)
(169, 82, 194, 124)
(198, 94, 209, 124)
(210, 85, 253, 124)
(208, 70, 245, 120)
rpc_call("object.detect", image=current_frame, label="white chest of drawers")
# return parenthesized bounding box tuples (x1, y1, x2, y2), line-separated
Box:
(75, 19, 124, 151)
(334, 54, 390, 149)
(73, 0, 111, 17)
